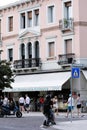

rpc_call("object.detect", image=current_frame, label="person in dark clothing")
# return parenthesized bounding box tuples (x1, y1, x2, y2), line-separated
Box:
(43, 95, 56, 126)
(9, 98, 15, 110)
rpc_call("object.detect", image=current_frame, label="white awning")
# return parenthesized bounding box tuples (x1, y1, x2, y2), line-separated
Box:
(3, 72, 71, 92)
(82, 70, 87, 80)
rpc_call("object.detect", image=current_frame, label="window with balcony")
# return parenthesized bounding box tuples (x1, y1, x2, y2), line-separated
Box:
(20, 43, 25, 68)
(48, 5, 54, 23)
(21, 43, 25, 60)
(20, 13, 25, 29)
(28, 42, 32, 59)
(8, 16, 13, 32)
(27, 11, 32, 27)
(64, 1, 72, 20)
(65, 39, 72, 54)
(59, 1, 73, 31)
(34, 9, 39, 26)
(65, 39, 72, 63)
(8, 48, 13, 61)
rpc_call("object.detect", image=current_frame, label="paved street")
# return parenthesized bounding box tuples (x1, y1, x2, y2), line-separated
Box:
(0, 112, 87, 130)
(0, 116, 43, 130)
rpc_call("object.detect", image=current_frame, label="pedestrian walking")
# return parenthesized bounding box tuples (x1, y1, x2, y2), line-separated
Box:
(66, 94, 74, 118)
(43, 94, 56, 126)
(53, 96, 59, 115)
(19, 95, 25, 113)
(3, 96, 9, 106)
(25, 94, 30, 113)
(76, 93, 82, 117)
(39, 96, 44, 112)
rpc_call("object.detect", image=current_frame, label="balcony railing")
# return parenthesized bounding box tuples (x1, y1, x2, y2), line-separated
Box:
(58, 53, 75, 65)
(59, 18, 74, 31)
(14, 58, 42, 69)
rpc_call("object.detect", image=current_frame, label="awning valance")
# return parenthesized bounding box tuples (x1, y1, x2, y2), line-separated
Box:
(82, 70, 87, 80)
(3, 72, 71, 92)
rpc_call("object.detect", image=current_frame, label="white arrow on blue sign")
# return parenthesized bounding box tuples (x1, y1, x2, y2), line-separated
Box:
(72, 67, 80, 78)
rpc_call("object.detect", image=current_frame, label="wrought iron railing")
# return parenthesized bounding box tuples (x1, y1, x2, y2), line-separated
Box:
(58, 53, 75, 65)
(59, 18, 74, 31)
(14, 58, 42, 69)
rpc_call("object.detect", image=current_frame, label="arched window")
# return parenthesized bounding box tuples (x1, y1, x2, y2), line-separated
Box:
(20, 43, 25, 68)
(21, 43, 25, 59)
(35, 41, 39, 58)
(27, 42, 32, 67)
(28, 42, 32, 58)
(35, 41, 39, 66)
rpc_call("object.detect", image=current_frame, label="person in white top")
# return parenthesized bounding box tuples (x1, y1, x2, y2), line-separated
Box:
(19, 96, 25, 112)
(66, 94, 74, 118)
(3, 96, 9, 106)
(53, 96, 59, 115)
(25, 94, 30, 113)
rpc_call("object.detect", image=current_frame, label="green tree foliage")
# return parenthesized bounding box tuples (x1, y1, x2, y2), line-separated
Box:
(0, 60, 14, 90)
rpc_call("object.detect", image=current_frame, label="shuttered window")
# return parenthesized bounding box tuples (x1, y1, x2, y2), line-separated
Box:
(34, 9, 39, 26)
(28, 11, 32, 27)
(49, 42, 55, 57)
(8, 16, 13, 32)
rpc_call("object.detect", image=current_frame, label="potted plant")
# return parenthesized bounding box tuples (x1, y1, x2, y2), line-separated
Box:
(64, 18, 68, 28)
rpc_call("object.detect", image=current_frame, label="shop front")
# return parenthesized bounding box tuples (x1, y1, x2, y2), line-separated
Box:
(3, 71, 71, 111)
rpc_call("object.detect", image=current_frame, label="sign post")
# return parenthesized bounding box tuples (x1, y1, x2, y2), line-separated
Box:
(72, 67, 80, 79)
(71, 66, 80, 122)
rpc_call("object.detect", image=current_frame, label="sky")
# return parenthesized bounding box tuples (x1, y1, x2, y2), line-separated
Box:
(0, 0, 19, 6)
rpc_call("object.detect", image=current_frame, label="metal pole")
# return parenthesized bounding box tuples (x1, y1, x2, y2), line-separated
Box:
(70, 64, 73, 122)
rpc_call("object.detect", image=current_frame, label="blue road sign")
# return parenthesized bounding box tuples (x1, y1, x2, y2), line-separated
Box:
(72, 67, 80, 78)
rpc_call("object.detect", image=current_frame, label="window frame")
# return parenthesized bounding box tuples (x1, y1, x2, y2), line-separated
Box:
(7, 16, 13, 32)
(8, 48, 13, 62)
(46, 37, 56, 60)
(19, 7, 40, 30)
(6, 47, 13, 62)
(34, 9, 39, 26)
(46, 4, 55, 24)
(20, 12, 26, 29)
(27, 11, 32, 27)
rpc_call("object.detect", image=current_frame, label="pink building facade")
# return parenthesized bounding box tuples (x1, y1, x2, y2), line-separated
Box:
(0, 0, 87, 107)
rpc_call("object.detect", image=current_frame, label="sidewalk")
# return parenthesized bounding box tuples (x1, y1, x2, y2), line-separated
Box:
(22, 111, 87, 118)
(53, 120, 87, 130)
(53, 112, 87, 130)
(22, 112, 87, 130)
(25, 112, 87, 130)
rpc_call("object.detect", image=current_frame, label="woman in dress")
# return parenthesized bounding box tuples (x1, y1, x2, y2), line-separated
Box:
(53, 96, 59, 115)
